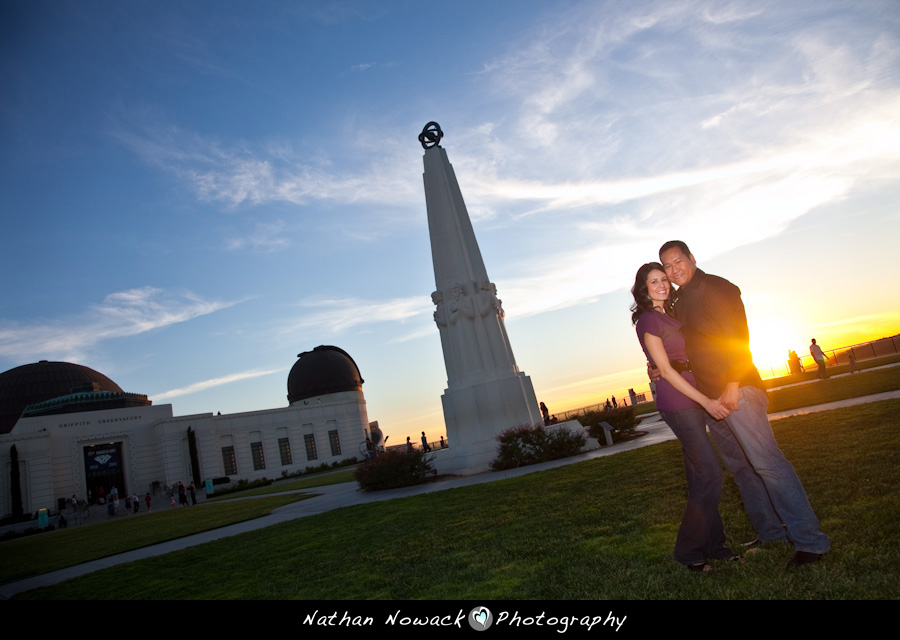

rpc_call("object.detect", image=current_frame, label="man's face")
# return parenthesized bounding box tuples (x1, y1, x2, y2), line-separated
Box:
(660, 247, 697, 287)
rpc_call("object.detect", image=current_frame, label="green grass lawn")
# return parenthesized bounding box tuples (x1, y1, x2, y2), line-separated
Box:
(206, 469, 357, 501)
(0, 493, 310, 585)
(17, 399, 900, 600)
(766, 365, 900, 412)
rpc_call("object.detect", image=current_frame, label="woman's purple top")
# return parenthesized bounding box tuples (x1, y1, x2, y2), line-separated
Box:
(636, 310, 699, 411)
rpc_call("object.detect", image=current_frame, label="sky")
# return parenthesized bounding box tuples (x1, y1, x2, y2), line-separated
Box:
(2, 0, 899, 442)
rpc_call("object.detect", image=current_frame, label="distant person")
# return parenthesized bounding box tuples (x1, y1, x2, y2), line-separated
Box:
(71, 494, 78, 513)
(421, 431, 431, 452)
(611, 396, 618, 409)
(810, 338, 829, 379)
(848, 351, 859, 374)
(406, 436, 413, 453)
(132, 493, 139, 513)
(189, 482, 197, 505)
(550, 415, 558, 425)
(660, 240, 830, 568)
(604, 398, 612, 411)
(540, 401, 550, 425)
(788, 350, 803, 375)
(440, 436, 447, 449)
(58, 511, 67, 529)
(145, 492, 152, 513)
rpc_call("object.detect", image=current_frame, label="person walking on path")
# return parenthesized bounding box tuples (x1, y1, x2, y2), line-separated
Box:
(810, 339, 829, 379)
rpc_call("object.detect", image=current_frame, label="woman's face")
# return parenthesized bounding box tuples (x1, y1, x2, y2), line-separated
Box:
(646, 269, 670, 306)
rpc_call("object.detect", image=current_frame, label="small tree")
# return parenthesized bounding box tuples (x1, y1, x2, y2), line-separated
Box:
(187, 426, 201, 486)
(10, 445, 23, 517)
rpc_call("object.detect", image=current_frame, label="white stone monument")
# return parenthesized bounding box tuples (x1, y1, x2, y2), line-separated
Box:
(419, 122, 542, 475)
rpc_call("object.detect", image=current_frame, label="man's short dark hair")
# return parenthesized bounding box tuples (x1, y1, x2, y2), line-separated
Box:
(659, 240, 692, 258)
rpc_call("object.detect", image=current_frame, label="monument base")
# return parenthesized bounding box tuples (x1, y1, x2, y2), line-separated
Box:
(433, 372, 540, 475)
(432, 419, 589, 476)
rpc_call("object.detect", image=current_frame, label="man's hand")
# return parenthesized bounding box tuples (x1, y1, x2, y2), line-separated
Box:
(647, 362, 661, 383)
(704, 399, 731, 421)
(719, 382, 740, 411)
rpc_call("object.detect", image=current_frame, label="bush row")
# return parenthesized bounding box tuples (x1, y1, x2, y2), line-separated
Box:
(489, 423, 586, 471)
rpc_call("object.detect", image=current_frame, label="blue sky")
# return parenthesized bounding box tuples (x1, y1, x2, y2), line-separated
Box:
(2, 0, 899, 442)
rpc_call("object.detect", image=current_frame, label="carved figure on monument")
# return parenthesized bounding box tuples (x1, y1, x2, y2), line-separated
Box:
(448, 283, 483, 377)
(432, 290, 459, 380)
(475, 279, 516, 373)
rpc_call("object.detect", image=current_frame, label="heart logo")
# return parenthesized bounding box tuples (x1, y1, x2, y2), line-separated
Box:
(473, 609, 488, 626)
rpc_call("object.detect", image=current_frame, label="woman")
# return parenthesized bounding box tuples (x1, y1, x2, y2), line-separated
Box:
(631, 262, 741, 572)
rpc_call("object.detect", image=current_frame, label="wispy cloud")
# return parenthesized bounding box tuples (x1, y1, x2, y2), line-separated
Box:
(446, 0, 900, 319)
(275, 296, 429, 338)
(113, 122, 421, 209)
(225, 220, 290, 252)
(0, 287, 240, 363)
(154, 368, 282, 401)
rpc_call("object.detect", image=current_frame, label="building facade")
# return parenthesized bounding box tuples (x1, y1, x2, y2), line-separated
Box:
(0, 346, 369, 516)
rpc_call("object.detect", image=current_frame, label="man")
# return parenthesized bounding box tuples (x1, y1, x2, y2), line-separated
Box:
(659, 240, 830, 568)
(809, 338, 829, 379)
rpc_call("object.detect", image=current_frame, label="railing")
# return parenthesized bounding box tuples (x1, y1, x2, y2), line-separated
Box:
(755, 334, 900, 380)
(557, 333, 900, 419)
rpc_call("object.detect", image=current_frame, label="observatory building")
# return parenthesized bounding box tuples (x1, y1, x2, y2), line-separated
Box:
(0, 347, 369, 516)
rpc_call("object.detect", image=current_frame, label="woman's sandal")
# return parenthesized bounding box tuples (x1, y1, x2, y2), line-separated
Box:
(725, 555, 747, 564)
(687, 562, 713, 573)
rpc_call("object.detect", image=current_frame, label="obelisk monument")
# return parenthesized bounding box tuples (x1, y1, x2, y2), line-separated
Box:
(420, 122, 541, 474)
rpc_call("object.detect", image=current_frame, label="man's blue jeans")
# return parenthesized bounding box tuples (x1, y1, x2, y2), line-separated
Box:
(710, 386, 830, 553)
(660, 407, 734, 565)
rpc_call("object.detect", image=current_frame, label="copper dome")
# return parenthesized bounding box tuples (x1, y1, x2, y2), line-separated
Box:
(287, 346, 364, 404)
(0, 361, 124, 433)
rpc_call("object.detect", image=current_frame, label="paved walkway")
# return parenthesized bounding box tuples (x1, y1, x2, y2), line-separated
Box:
(3, 389, 899, 599)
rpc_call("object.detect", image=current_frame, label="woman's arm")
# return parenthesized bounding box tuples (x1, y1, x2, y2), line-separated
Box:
(643, 331, 731, 420)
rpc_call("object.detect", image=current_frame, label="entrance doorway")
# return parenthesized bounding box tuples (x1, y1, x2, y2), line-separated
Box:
(83, 442, 125, 503)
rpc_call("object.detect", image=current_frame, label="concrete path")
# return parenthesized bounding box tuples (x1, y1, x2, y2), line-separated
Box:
(3, 389, 899, 599)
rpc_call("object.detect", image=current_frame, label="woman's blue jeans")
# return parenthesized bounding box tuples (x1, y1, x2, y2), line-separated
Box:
(660, 407, 733, 565)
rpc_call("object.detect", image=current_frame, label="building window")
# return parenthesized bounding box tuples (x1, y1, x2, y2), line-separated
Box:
(251, 442, 265, 471)
(278, 437, 292, 466)
(222, 446, 237, 475)
(304, 434, 317, 461)
(328, 430, 341, 456)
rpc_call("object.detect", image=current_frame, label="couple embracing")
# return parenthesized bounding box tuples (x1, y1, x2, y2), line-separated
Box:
(631, 241, 830, 572)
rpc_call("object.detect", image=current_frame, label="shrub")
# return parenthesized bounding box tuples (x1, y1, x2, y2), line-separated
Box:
(490, 423, 586, 471)
(354, 448, 434, 491)
(579, 407, 638, 443)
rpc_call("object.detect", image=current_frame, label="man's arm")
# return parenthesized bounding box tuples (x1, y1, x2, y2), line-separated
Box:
(707, 277, 755, 403)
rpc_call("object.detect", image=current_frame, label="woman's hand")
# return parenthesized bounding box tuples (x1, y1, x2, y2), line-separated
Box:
(704, 398, 731, 421)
